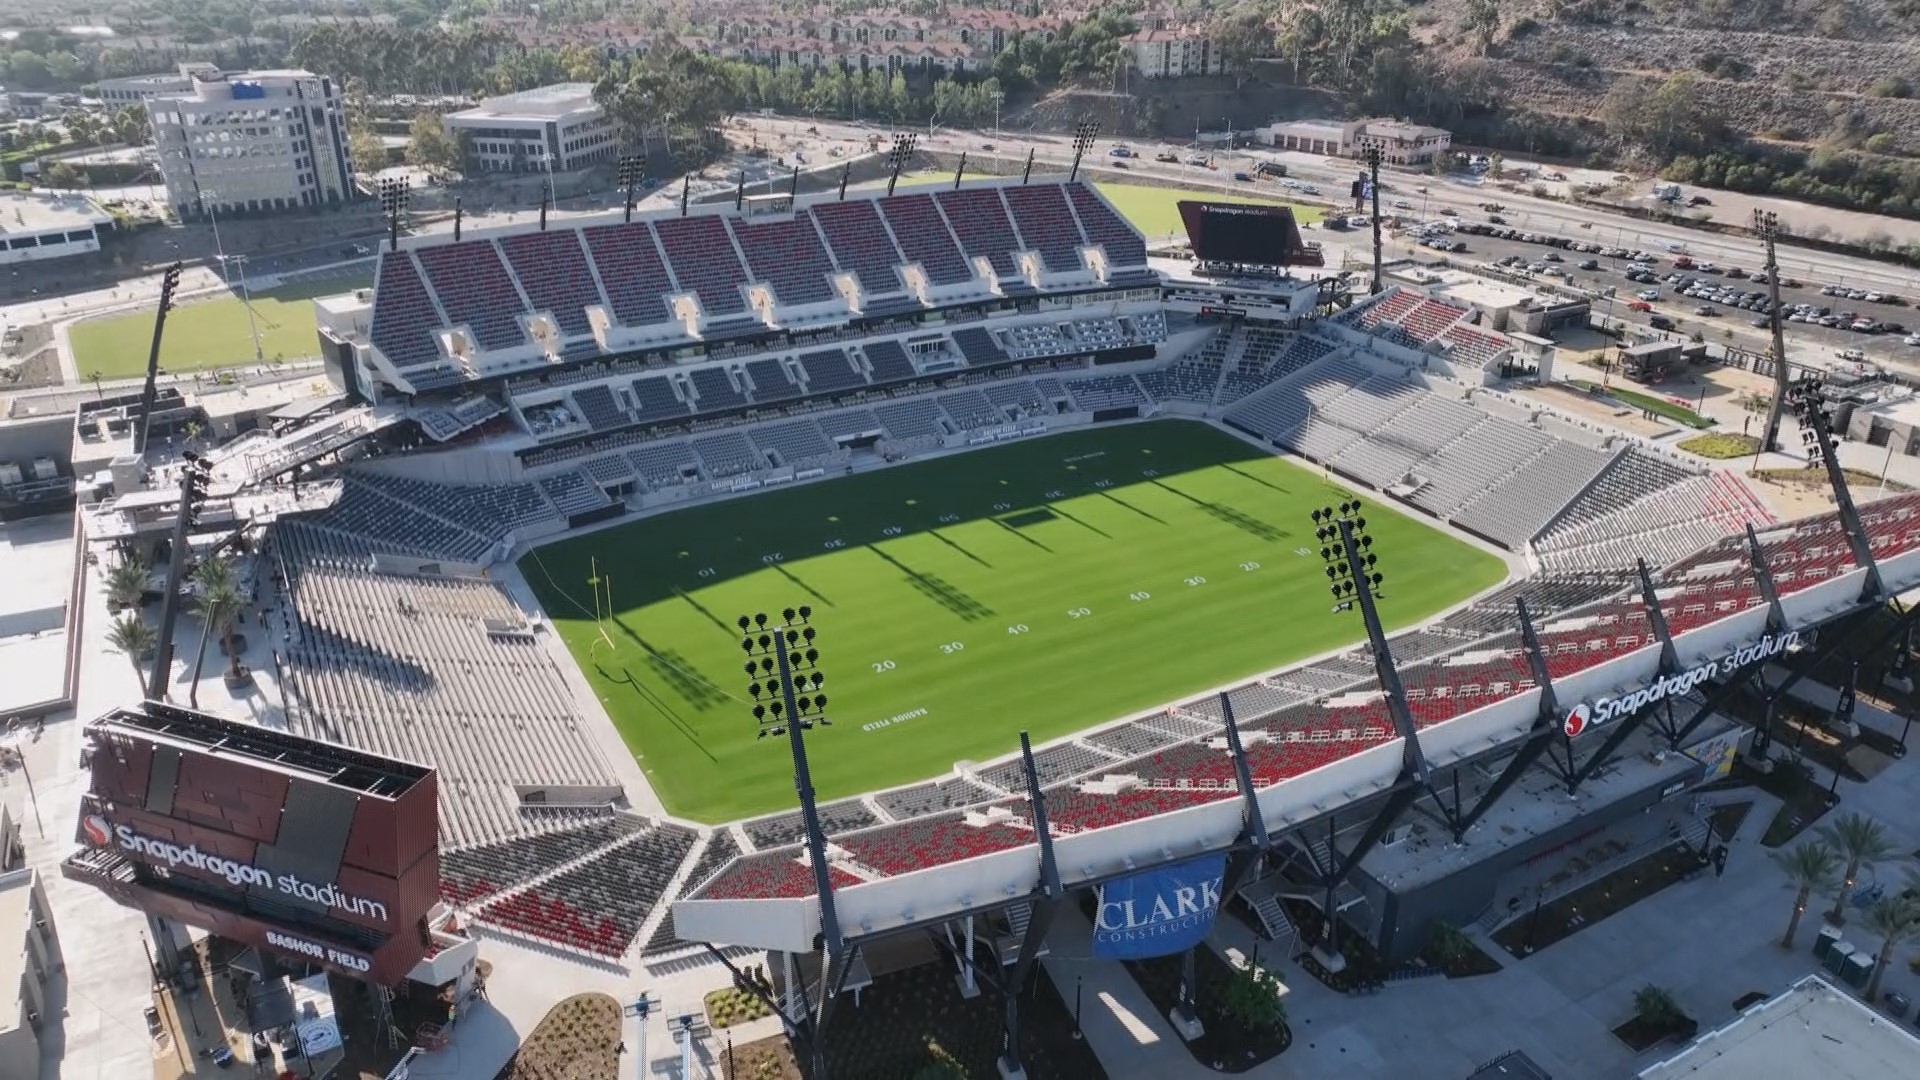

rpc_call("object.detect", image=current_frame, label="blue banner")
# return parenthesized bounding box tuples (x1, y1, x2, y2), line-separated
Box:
(1091, 854, 1226, 959)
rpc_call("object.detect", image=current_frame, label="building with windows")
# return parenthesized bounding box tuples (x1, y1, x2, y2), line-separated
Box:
(93, 62, 221, 106)
(0, 192, 112, 265)
(0, 806, 61, 1080)
(443, 83, 617, 174)
(146, 69, 354, 220)
(1260, 117, 1453, 165)
(1123, 28, 1226, 78)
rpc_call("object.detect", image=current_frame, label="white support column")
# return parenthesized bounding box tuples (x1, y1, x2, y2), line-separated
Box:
(956, 915, 980, 998)
(783, 949, 800, 1022)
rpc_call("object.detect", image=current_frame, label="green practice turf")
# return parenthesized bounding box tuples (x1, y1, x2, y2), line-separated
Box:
(70, 275, 371, 380)
(1094, 182, 1326, 240)
(521, 421, 1505, 823)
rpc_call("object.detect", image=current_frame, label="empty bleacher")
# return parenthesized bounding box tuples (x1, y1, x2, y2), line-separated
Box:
(862, 340, 920, 384)
(1065, 374, 1147, 412)
(628, 441, 700, 488)
(1453, 440, 1617, 547)
(951, 327, 1009, 367)
(935, 188, 1023, 278)
(354, 473, 556, 542)
(1535, 471, 1776, 572)
(369, 252, 443, 369)
(743, 800, 878, 849)
(1066, 181, 1146, 266)
(539, 469, 615, 516)
(874, 398, 946, 442)
(750, 419, 835, 465)
(477, 821, 697, 959)
(1002, 184, 1087, 273)
(817, 408, 883, 439)
(878, 193, 972, 285)
(274, 538, 620, 847)
(581, 221, 677, 327)
(983, 380, 1050, 417)
(630, 375, 689, 423)
(570, 384, 625, 431)
(796, 348, 866, 394)
(692, 430, 762, 477)
(687, 366, 750, 414)
(654, 216, 751, 315)
(809, 200, 907, 293)
(937, 389, 1003, 430)
(499, 231, 605, 338)
(744, 358, 802, 404)
(730, 215, 838, 306)
(415, 241, 530, 352)
(440, 816, 644, 907)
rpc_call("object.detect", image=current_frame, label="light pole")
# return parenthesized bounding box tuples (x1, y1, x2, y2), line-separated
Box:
(1069, 121, 1099, 183)
(739, 607, 842, 1080)
(623, 994, 651, 1080)
(992, 91, 1004, 139)
(201, 188, 264, 363)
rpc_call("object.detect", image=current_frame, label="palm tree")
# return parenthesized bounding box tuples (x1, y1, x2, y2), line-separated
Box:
(188, 557, 244, 705)
(1861, 894, 1920, 1001)
(106, 556, 151, 612)
(105, 614, 156, 689)
(1770, 840, 1840, 949)
(1818, 814, 1895, 923)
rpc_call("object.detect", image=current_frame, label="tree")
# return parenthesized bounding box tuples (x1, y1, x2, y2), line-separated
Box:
(7, 51, 50, 89)
(1769, 840, 1839, 949)
(188, 556, 245, 703)
(1861, 894, 1920, 1001)
(1219, 962, 1288, 1033)
(1210, 9, 1272, 87)
(107, 556, 151, 612)
(348, 126, 387, 175)
(1632, 984, 1684, 1030)
(1818, 813, 1894, 923)
(406, 112, 461, 171)
(1465, 0, 1502, 54)
(43, 162, 81, 191)
(106, 614, 156, 688)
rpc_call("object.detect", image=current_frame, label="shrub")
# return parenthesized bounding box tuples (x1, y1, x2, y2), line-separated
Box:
(1634, 984, 1684, 1028)
(1429, 921, 1472, 966)
(1220, 963, 1289, 1033)
(1869, 76, 1913, 99)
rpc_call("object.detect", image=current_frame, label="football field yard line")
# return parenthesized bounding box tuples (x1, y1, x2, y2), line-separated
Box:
(523, 421, 1506, 822)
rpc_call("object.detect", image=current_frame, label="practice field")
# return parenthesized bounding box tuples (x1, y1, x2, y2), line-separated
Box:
(1093, 182, 1326, 240)
(522, 422, 1505, 822)
(70, 274, 371, 380)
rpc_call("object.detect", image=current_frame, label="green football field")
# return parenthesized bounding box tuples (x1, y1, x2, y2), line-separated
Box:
(521, 421, 1506, 823)
(70, 274, 372, 380)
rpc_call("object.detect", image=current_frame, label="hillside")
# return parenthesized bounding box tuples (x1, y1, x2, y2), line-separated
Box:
(1416, 0, 1920, 155)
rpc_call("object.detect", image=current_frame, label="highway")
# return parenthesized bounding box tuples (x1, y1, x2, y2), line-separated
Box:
(733, 115, 1920, 296)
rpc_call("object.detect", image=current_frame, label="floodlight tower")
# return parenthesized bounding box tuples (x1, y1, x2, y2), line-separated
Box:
(885, 133, 919, 197)
(147, 453, 214, 700)
(1756, 210, 1791, 452)
(1788, 376, 1882, 601)
(738, 607, 844, 1080)
(1068, 122, 1100, 183)
(619, 155, 645, 222)
(378, 176, 411, 252)
(132, 263, 184, 459)
(1365, 145, 1384, 296)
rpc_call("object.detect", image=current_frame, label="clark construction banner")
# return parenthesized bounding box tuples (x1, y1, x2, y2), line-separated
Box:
(1091, 853, 1227, 960)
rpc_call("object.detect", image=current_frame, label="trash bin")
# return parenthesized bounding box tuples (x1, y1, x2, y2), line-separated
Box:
(1884, 991, 1912, 1021)
(1842, 948, 1874, 990)
(1825, 942, 1855, 977)
(1815, 924, 1843, 962)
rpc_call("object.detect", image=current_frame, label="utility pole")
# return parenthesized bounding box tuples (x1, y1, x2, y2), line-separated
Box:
(1366, 146, 1384, 295)
(1756, 210, 1790, 453)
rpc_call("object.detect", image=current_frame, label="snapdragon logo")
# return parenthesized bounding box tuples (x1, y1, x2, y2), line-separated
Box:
(95, 820, 390, 923)
(1570, 631, 1802, 736)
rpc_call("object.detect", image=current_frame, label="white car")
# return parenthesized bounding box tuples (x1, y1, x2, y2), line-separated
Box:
(1637, 288, 1661, 301)
(1664, 242, 1685, 252)
(1185, 155, 1208, 166)
(1905, 333, 1920, 346)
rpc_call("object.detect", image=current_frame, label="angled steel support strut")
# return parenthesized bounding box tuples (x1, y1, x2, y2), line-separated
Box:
(1571, 561, 1685, 789)
(1457, 599, 1572, 837)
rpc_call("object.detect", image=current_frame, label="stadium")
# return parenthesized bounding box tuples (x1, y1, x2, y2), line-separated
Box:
(41, 156, 1920, 1077)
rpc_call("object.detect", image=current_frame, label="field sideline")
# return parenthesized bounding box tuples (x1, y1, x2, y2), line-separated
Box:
(69, 274, 372, 380)
(522, 421, 1506, 822)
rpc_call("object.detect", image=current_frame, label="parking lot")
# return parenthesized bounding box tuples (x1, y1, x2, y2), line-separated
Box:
(1402, 214, 1920, 364)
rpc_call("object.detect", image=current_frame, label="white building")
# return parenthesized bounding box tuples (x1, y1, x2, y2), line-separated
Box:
(94, 62, 221, 106)
(0, 807, 61, 1080)
(1261, 117, 1453, 165)
(146, 69, 354, 220)
(0, 192, 112, 266)
(1123, 29, 1226, 79)
(443, 83, 617, 174)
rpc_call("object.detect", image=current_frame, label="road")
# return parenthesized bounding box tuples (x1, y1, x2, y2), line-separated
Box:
(732, 115, 1920, 295)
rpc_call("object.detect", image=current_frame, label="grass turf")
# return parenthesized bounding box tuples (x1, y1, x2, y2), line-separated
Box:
(69, 275, 370, 380)
(522, 422, 1505, 822)
(1570, 379, 1715, 429)
(1093, 182, 1325, 239)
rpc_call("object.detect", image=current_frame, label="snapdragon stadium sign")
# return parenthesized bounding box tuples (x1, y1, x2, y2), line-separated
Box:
(1561, 630, 1802, 738)
(83, 815, 391, 923)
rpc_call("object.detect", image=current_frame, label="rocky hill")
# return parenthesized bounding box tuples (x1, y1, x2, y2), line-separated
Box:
(1415, 0, 1920, 155)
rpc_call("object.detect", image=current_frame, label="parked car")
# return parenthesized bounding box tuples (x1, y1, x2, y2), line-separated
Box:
(1232, 171, 1253, 182)
(1694, 305, 1718, 316)
(1687, 194, 1712, 206)
(1638, 288, 1661, 301)
(1650, 314, 1677, 330)
(1155, 151, 1178, 163)
(1578, 259, 1600, 270)
(1487, 214, 1507, 225)
(1629, 301, 1653, 312)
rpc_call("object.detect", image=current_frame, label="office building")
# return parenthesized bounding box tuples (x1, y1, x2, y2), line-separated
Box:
(94, 62, 221, 106)
(146, 69, 354, 219)
(0, 806, 61, 1080)
(443, 83, 617, 174)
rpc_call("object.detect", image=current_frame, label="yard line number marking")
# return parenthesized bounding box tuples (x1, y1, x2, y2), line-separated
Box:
(872, 660, 897, 673)
(939, 641, 965, 655)
(1067, 607, 1093, 619)
(1006, 624, 1030, 635)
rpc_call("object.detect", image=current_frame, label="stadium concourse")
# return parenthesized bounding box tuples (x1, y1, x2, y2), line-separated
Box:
(64, 165, 1920, 1074)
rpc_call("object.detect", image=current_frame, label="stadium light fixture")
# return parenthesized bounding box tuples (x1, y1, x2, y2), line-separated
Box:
(1312, 500, 1382, 614)
(378, 176, 411, 252)
(619, 154, 645, 223)
(886, 134, 919, 197)
(1068, 121, 1100, 183)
